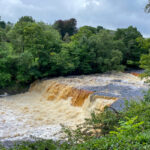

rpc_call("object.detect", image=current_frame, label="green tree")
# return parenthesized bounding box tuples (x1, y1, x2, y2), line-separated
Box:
(0, 28, 6, 42)
(140, 53, 150, 81)
(5, 18, 62, 87)
(0, 16, 147, 91)
(0, 21, 6, 29)
(7, 16, 35, 53)
(114, 26, 142, 67)
(136, 37, 150, 54)
(50, 45, 75, 75)
(138, 37, 150, 81)
(23, 22, 61, 77)
(69, 29, 124, 74)
(71, 26, 97, 41)
(88, 30, 124, 72)
(53, 18, 77, 38)
(18, 16, 35, 23)
(0, 42, 11, 88)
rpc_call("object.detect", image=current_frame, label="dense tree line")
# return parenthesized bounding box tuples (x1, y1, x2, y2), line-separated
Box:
(0, 16, 149, 91)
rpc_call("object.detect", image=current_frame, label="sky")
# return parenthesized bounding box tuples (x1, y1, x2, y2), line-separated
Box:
(0, 0, 150, 37)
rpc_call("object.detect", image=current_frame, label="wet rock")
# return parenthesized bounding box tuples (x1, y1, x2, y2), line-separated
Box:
(80, 83, 148, 111)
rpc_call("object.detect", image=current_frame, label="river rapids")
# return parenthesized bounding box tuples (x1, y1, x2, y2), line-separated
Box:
(0, 72, 148, 143)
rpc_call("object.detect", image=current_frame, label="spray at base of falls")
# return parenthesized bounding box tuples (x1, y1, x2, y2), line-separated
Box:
(0, 72, 147, 141)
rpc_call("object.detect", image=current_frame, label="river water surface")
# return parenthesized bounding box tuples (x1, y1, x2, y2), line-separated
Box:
(0, 72, 148, 142)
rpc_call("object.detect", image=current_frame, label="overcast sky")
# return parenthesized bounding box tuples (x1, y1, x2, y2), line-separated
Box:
(0, 0, 150, 37)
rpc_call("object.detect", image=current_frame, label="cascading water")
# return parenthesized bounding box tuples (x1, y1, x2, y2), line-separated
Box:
(0, 72, 148, 142)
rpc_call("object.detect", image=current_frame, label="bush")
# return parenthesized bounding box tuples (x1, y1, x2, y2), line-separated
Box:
(61, 96, 150, 149)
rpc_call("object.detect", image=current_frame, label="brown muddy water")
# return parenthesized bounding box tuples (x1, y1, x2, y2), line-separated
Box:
(0, 72, 148, 142)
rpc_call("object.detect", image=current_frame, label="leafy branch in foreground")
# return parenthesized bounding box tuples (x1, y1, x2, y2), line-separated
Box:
(145, 0, 150, 13)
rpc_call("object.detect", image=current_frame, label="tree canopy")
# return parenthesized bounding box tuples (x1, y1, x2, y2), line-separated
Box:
(0, 16, 149, 92)
(53, 18, 77, 39)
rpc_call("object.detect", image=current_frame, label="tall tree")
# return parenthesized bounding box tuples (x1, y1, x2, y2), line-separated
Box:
(114, 26, 142, 67)
(0, 21, 6, 29)
(18, 16, 35, 23)
(0, 17, 6, 29)
(7, 17, 35, 53)
(53, 18, 77, 38)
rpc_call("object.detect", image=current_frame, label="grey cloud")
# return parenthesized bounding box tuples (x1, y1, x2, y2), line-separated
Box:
(0, 0, 150, 37)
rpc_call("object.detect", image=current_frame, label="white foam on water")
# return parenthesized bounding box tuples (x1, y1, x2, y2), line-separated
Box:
(0, 72, 147, 141)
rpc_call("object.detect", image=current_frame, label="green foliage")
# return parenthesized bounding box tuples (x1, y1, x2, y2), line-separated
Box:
(0, 21, 6, 29)
(114, 26, 144, 67)
(53, 18, 77, 38)
(0, 16, 148, 93)
(0, 143, 6, 150)
(50, 46, 75, 75)
(136, 37, 150, 53)
(61, 108, 120, 146)
(12, 140, 60, 150)
(71, 25, 97, 41)
(70, 30, 125, 74)
(61, 97, 150, 150)
(0, 42, 13, 88)
(139, 37, 150, 81)
(140, 53, 150, 81)
(144, 89, 150, 102)
(18, 16, 35, 23)
(145, 0, 150, 13)
(1, 20, 62, 90)
(110, 116, 144, 137)
(0, 17, 6, 29)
